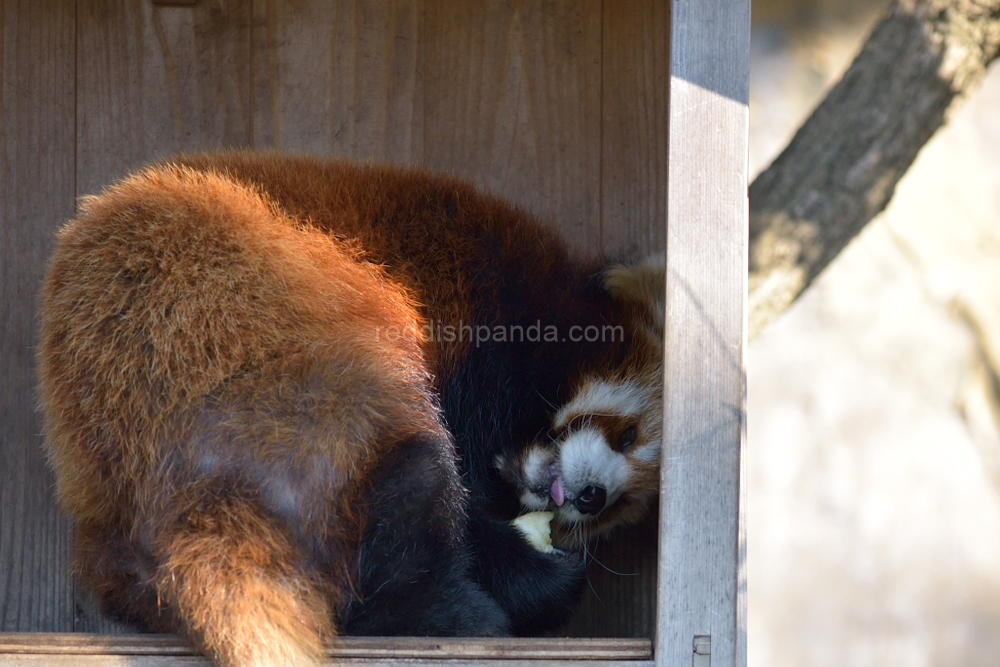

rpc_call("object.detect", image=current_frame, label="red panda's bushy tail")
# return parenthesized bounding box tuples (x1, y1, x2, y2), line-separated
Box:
(153, 488, 335, 667)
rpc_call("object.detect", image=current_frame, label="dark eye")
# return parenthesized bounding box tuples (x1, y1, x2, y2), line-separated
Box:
(619, 426, 638, 451)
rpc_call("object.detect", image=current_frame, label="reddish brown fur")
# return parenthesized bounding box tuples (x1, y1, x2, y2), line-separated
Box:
(39, 164, 449, 666)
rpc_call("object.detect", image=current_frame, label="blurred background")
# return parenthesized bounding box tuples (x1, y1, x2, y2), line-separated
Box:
(748, 2, 1000, 665)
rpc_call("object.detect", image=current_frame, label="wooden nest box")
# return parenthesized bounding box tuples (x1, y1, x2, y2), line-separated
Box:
(0, 0, 748, 665)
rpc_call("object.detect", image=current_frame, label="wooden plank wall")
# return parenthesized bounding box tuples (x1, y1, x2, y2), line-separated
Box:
(1, 0, 670, 639)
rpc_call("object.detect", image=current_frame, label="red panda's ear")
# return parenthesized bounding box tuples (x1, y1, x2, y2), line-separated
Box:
(602, 254, 665, 335)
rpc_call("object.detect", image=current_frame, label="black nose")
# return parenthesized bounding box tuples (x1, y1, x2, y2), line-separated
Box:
(574, 485, 607, 515)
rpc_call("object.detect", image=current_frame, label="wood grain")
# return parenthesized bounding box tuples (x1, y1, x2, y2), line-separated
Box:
(599, 0, 669, 258)
(657, 1, 750, 666)
(251, 0, 424, 164)
(422, 0, 602, 254)
(76, 0, 252, 197)
(0, 0, 76, 634)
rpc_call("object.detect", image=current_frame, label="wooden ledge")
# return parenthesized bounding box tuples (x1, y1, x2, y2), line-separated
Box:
(0, 634, 654, 666)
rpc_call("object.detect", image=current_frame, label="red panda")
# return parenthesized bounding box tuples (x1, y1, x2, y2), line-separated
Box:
(37, 151, 664, 666)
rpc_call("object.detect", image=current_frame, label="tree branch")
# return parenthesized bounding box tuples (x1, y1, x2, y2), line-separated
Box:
(748, 0, 1000, 339)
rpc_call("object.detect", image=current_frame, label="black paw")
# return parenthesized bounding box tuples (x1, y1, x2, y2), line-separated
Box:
(469, 517, 587, 635)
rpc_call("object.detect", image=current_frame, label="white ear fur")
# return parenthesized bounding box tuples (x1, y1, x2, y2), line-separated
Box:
(602, 254, 665, 333)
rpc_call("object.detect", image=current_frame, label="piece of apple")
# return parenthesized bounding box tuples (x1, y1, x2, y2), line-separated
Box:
(510, 511, 555, 553)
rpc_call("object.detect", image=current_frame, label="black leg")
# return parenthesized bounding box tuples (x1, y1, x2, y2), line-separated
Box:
(342, 438, 509, 636)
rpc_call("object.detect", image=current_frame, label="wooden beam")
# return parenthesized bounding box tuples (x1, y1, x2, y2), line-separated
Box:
(657, 0, 750, 666)
(0, 634, 653, 666)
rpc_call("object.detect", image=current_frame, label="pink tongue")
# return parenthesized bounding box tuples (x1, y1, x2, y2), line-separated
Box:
(551, 475, 566, 507)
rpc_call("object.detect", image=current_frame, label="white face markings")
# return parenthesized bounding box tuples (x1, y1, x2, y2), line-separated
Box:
(519, 445, 555, 510)
(553, 380, 649, 430)
(506, 379, 661, 530)
(631, 441, 661, 464)
(550, 379, 661, 525)
(522, 446, 551, 483)
(558, 429, 630, 508)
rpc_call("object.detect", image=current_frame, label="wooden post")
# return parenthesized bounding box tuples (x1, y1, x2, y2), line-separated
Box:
(657, 1, 750, 666)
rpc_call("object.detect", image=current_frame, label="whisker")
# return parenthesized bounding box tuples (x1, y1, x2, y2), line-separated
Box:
(586, 536, 638, 577)
(534, 388, 559, 412)
(581, 530, 601, 601)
